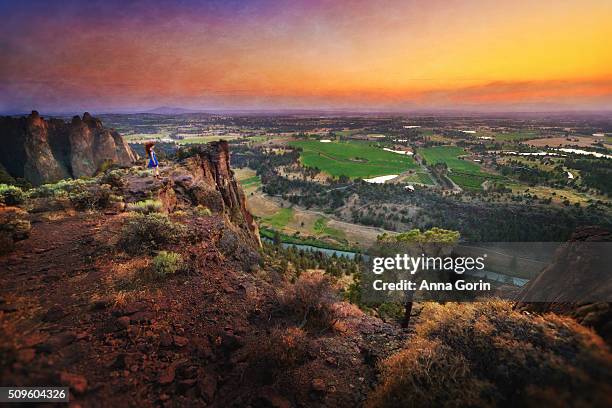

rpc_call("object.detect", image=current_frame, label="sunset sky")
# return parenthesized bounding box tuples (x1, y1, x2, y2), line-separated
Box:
(1, 0, 611, 113)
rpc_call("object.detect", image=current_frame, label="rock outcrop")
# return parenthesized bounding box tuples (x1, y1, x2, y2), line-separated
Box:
(182, 141, 260, 245)
(122, 141, 260, 248)
(515, 226, 612, 344)
(0, 111, 136, 185)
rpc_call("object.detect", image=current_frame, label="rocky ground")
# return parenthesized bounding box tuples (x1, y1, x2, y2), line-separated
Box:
(0, 146, 408, 407)
(0, 211, 407, 407)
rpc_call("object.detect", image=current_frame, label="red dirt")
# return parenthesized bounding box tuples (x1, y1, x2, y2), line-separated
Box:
(0, 211, 406, 407)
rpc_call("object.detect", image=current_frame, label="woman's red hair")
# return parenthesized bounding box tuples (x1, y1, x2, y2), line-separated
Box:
(144, 141, 155, 157)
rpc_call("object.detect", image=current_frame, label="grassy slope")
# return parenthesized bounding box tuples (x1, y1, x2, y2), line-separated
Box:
(290, 140, 417, 179)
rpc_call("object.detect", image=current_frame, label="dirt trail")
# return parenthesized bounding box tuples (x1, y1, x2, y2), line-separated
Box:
(1, 213, 106, 332)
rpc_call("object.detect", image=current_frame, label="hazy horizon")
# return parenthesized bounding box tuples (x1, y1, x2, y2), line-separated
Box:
(4, 106, 612, 118)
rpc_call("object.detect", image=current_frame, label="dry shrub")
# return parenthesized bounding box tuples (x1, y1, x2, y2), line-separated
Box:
(367, 299, 612, 408)
(195, 204, 212, 217)
(117, 213, 185, 254)
(112, 291, 138, 307)
(245, 326, 308, 385)
(278, 271, 337, 331)
(69, 183, 114, 210)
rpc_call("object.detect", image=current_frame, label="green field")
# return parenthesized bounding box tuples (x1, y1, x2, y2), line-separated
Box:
(259, 227, 356, 252)
(262, 208, 294, 229)
(449, 171, 504, 190)
(313, 217, 346, 240)
(177, 135, 240, 144)
(335, 129, 363, 137)
(420, 129, 435, 136)
(289, 140, 417, 178)
(419, 146, 504, 190)
(420, 146, 480, 172)
(401, 172, 434, 185)
(493, 131, 539, 141)
(239, 175, 261, 188)
(248, 135, 270, 143)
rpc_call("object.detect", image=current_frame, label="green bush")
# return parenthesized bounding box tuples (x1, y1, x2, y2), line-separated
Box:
(377, 302, 405, 322)
(27, 179, 81, 199)
(152, 251, 184, 279)
(0, 164, 17, 185)
(126, 199, 163, 214)
(69, 183, 113, 210)
(27, 179, 113, 210)
(117, 213, 185, 254)
(100, 169, 126, 188)
(0, 184, 25, 206)
(96, 159, 116, 175)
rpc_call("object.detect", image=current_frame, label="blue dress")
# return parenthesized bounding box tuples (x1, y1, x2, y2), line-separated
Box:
(148, 151, 159, 168)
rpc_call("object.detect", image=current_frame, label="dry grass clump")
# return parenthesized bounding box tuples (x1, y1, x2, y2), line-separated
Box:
(107, 257, 152, 285)
(126, 199, 163, 214)
(367, 299, 612, 408)
(244, 326, 308, 385)
(117, 213, 185, 254)
(278, 271, 338, 331)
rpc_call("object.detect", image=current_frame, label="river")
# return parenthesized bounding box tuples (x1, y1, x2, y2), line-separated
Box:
(269, 239, 530, 286)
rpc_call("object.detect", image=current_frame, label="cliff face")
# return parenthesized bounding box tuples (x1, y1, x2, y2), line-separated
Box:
(0, 111, 136, 185)
(184, 141, 260, 244)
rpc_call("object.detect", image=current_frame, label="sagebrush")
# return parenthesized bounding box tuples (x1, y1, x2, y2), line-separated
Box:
(117, 213, 185, 254)
(151, 251, 184, 279)
(367, 299, 612, 408)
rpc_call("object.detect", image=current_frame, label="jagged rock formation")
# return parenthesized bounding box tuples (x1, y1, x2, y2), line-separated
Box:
(122, 141, 260, 248)
(0, 111, 136, 185)
(182, 141, 260, 246)
(515, 226, 612, 344)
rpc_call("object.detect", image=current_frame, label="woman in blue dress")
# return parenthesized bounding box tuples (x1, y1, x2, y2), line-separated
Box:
(145, 141, 160, 178)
